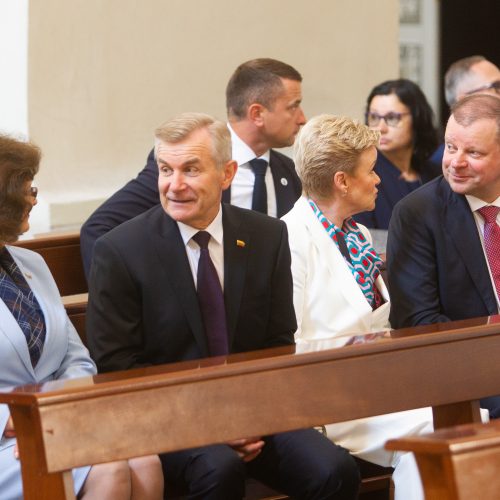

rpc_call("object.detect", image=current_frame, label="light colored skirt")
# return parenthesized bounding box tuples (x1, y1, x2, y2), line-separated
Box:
(0, 436, 90, 500)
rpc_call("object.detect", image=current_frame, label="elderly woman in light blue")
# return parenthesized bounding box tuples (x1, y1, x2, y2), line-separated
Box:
(282, 115, 433, 500)
(0, 135, 163, 499)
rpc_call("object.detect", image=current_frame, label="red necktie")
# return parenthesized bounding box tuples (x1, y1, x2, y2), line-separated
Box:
(478, 206, 500, 300)
(192, 231, 228, 356)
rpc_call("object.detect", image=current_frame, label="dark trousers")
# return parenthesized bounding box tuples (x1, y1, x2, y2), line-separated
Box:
(481, 396, 500, 419)
(160, 428, 360, 500)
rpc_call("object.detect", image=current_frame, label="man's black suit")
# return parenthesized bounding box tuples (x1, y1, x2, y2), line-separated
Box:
(80, 148, 301, 279)
(86, 203, 359, 499)
(387, 175, 498, 329)
(86, 203, 297, 369)
(387, 176, 500, 419)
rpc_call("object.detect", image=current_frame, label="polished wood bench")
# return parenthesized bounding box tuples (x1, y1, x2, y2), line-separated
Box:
(63, 295, 392, 500)
(386, 420, 500, 500)
(2, 316, 500, 500)
(14, 231, 86, 296)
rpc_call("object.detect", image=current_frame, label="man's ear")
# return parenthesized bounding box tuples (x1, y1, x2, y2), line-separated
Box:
(248, 103, 266, 126)
(222, 160, 238, 190)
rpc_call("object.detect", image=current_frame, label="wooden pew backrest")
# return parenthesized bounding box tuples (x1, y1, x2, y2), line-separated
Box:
(19, 314, 500, 499)
(386, 420, 500, 500)
(15, 232, 86, 295)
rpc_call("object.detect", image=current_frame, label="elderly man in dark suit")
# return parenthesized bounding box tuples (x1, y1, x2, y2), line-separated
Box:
(388, 94, 500, 418)
(86, 113, 359, 500)
(80, 58, 305, 278)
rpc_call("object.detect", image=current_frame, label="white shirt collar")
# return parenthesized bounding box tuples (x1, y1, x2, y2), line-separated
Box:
(177, 206, 224, 246)
(227, 123, 270, 167)
(465, 194, 500, 212)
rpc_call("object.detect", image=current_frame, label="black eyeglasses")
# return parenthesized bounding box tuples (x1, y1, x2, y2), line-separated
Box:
(366, 111, 410, 128)
(29, 186, 38, 199)
(465, 80, 500, 96)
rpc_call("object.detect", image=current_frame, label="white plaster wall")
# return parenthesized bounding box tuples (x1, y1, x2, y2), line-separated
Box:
(0, 0, 28, 136)
(26, 0, 400, 230)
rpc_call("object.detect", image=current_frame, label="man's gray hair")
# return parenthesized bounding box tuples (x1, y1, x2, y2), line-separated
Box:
(154, 112, 231, 168)
(444, 55, 486, 107)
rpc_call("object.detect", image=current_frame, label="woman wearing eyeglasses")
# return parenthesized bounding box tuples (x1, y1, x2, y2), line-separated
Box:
(0, 135, 163, 499)
(354, 79, 439, 229)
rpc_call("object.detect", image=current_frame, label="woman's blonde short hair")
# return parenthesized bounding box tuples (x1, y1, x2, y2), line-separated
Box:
(294, 114, 379, 199)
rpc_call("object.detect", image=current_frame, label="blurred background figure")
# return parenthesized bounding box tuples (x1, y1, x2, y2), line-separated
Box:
(429, 55, 500, 169)
(354, 79, 439, 229)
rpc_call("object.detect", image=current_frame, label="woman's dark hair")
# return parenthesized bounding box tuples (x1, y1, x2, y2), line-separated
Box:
(365, 79, 439, 173)
(0, 135, 40, 243)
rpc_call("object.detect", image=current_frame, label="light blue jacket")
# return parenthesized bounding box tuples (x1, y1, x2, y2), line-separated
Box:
(0, 245, 96, 499)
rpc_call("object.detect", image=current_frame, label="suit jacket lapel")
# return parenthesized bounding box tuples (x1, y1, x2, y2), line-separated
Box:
(269, 150, 295, 217)
(152, 213, 208, 354)
(295, 198, 373, 322)
(0, 300, 35, 376)
(222, 205, 249, 349)
(444, 185, 498, 314)
(0, 252, 36, 376)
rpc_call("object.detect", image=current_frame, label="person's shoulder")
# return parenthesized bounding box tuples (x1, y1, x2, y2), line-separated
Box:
(402, 175, 446, 204)
(100, 205, 166, 243)
(6, 244, 53, 282)
(7, 244, 44, 264)
(393, 176, 450, 222)
(281, 197, 307, 226)
(270, 149, 295, 168)
(223, 204, 286, 231)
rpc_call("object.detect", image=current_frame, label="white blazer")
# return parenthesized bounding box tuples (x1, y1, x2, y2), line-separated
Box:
(282, 197, 432, 469)
(0, 246, 96, 498)
(282, 196, 390, 342)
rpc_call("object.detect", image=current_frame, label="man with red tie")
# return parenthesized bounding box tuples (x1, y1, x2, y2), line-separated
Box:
(388, 94, 500, 417)
(86, 112, 359, 500)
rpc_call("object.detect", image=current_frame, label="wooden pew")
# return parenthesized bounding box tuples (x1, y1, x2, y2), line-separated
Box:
(2, 316, 500, 500)
(386, 420, 500, 500)
(63, 295, 395, 500)
(14, 231, 86, 296)
(62, 293, 88, 344)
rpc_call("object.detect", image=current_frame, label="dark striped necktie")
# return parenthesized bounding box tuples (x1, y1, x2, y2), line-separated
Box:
(192, 232, 228, 356)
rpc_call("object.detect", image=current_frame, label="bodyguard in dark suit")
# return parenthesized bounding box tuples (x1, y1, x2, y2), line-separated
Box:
(388, 94, 500, 418)
(86, 113, 359, 500)
(80, 58, 305, 278)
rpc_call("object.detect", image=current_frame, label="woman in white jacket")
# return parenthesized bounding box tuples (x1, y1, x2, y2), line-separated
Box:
(0, 135, 163, 500)
(282, 115, 432, 500)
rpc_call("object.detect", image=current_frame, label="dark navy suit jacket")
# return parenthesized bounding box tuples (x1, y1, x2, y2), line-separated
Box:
(80, 148, 301, 278)
(387, 175, 498, 328)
